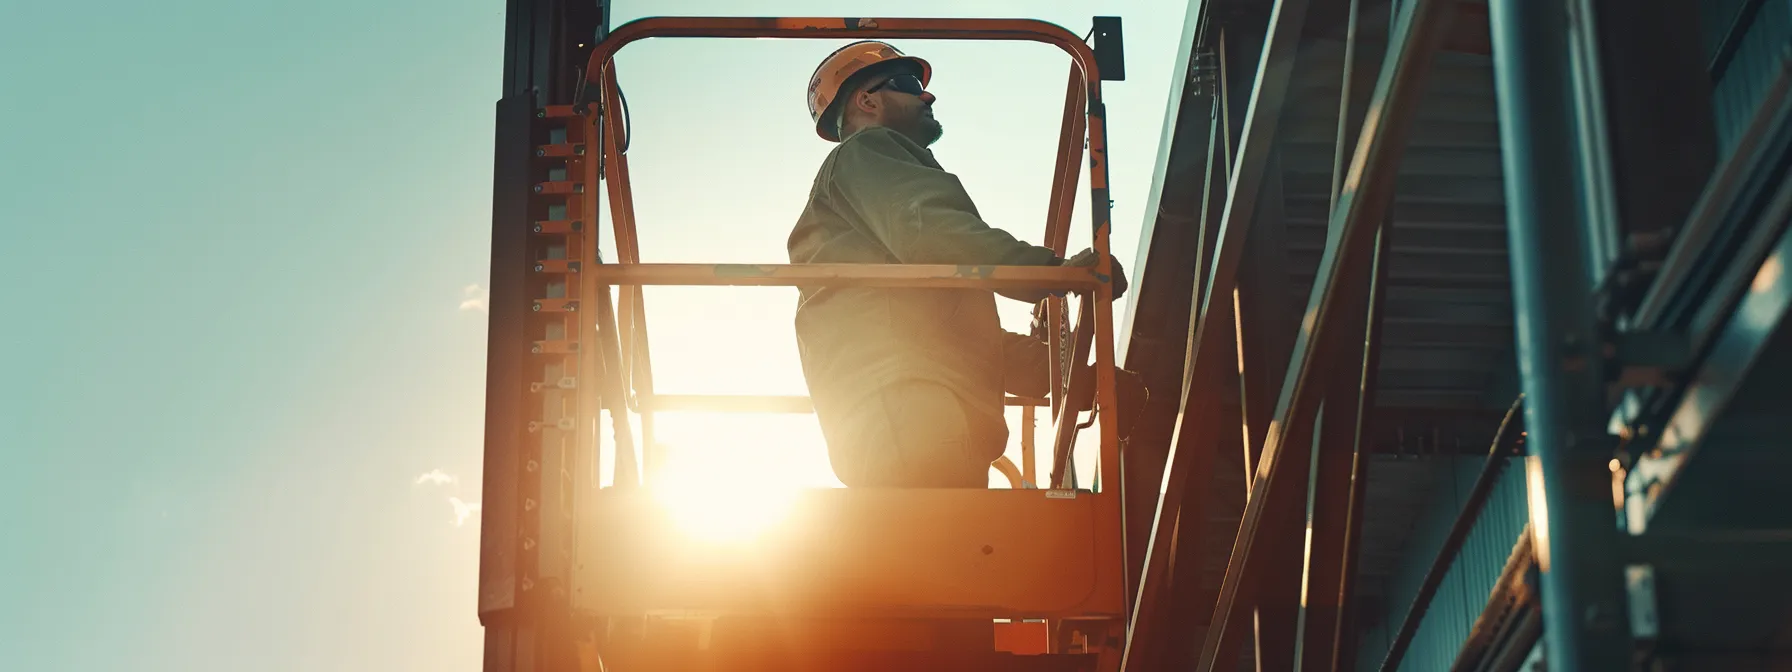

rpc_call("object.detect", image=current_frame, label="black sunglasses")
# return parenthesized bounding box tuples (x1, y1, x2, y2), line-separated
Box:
(867, 74, 926, 96)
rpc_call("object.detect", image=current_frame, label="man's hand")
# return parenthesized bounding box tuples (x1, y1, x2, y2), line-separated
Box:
(1065, 248, 1129, 299)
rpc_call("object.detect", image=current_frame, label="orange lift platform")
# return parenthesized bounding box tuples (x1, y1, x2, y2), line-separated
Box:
(479, 14, 1139, 672)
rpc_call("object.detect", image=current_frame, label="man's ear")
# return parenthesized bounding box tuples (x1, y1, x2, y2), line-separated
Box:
(849, 88, 880, 118)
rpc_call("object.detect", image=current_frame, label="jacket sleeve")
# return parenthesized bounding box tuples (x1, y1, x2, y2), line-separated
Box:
(1000, 330, 1053, 397)
(829, 129, 1062, 269)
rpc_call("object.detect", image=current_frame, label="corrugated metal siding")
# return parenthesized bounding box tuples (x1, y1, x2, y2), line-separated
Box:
(1278, 39, 1513, 413)
(1704, 0, 1792, 154)
(1353, 455, 1531, 671)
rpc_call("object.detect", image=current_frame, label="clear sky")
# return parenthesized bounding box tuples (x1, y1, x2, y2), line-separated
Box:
(0, 1, 1189, 669)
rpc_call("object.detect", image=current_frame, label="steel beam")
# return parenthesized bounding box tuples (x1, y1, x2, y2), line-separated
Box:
(1128, 63, 1240, 669)
(1600, 111, 1790, 497)
(1117, 209, 1234, 671)
(1234, 150, 1307, 671)
(1486, 0, 1633, 668)
(1116, 0, 1214, 625)
(1195, 0, 1456, 667)
(1274, 9, 1395, 663)
(1121, 0, 1313, 655)
(1296, 3, 1382, 665)
(1628, 215, 1792, 532)
(1235, 151, 1298, 490)
(1250, 423, 1314, 672)
(484, 86, 535, 623)
(1295, 229, 1385, 672)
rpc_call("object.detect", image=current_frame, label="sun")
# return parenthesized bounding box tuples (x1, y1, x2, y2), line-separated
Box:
(644, 412, 837, 543)
(650, 454, 804, 543)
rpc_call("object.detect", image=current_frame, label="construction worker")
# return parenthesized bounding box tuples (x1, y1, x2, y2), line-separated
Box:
(790, 41, 1143, 491)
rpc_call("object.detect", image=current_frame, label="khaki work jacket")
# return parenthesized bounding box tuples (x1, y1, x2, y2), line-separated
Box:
(788, 126, 1062, 463)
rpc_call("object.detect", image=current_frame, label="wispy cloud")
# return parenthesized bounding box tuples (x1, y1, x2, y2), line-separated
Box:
(414, 469, 458, 486)
(459, 284, 489, 313)
(449, 497, 482, 527)
(411, 470, 481, 527)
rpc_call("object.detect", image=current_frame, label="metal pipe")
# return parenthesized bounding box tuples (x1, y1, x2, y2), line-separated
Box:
(1487, 0, 1633, 667)
(630, 291, 661, 483)
(1567, 0, 1622, 287)
(993, 456, 1025, 489)
(1044, 69, 1089, 424)
(1234, 151, 1296, 496)
(1045, 67, 1090, 253)
(577, 77, 609, 495)
(1022, 402, 1038, 487)
(1195, 0, 1456, 666)
(1331, 223, 1389, 672)
(1330, 0, 1363, 212)
(1049, 296, 1067, 418)
(1216, 23, 1265, 494)
(591, 78, 642, 488)
(1049, 298, 1095, 489)
(586, 17, 1104, 79)
(592, 285, 640, 487)
(1118, 65, 1234, 671)
(1297, 12, 1383, 655)
(1378, 395, 1524, 672)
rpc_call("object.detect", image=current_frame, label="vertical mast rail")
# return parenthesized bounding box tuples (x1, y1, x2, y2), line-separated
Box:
(482, 5, 610, 671)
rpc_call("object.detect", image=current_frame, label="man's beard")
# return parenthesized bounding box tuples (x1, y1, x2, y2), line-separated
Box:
(900, 114, 944, 147)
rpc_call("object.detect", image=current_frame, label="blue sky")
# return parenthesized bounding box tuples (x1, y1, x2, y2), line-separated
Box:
(0, 1, 1189, 669)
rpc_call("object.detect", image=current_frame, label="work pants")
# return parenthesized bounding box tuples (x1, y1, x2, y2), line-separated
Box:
(827, 379, 1008, 489)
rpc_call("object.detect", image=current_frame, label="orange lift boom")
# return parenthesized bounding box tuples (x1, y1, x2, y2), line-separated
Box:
(484, 13, 1137, 672)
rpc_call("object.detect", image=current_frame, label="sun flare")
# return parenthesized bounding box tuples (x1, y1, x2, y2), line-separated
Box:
(644, 412, 836, 542)
(651, 472, 803, 543)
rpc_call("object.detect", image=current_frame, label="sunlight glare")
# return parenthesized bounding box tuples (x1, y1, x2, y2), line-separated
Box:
(647, 414, 824, 543)
(652, 474, 801, 544)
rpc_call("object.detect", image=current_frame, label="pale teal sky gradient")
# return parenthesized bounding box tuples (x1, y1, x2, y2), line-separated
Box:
(0, 1, 1189, 669)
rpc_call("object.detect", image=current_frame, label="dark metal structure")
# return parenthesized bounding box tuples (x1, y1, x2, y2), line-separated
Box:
(481, 0, 1792, 670)
(480, 1, 610, 670)
(1116, 0, 1792, 669)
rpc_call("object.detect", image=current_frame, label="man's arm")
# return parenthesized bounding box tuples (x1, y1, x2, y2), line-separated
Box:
(1000, 330, 1053, 398)
(829, 128, 1063, 302)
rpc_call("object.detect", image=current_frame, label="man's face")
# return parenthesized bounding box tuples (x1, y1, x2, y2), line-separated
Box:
(865, 73, 942, 146)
